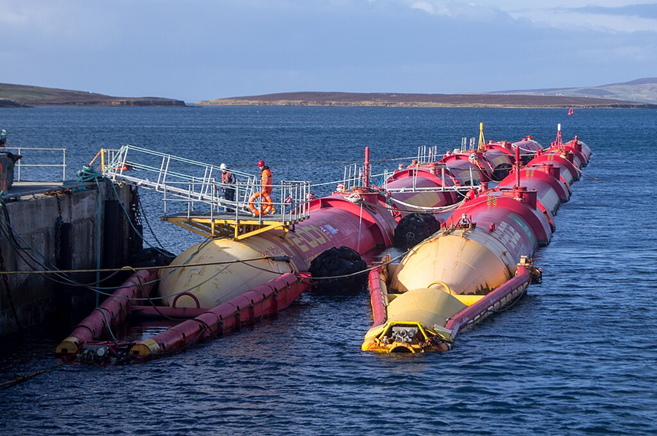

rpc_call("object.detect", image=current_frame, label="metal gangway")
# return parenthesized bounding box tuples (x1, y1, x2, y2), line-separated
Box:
(96, 145, 312, 239)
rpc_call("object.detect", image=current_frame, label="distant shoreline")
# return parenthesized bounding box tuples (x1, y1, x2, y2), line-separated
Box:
(198, 92, 657, 110)
(197, 101, 655, 110)
(0, 83, 186, 108)
(4, 83, 657, 109)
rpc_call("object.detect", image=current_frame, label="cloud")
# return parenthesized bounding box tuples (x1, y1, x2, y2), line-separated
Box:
(393, 1, 657, 32)
(497, 1, 657, 32)
(573, 3, 657, 19)
(400, 0, 510, 21)
(508, 7, 657, 32)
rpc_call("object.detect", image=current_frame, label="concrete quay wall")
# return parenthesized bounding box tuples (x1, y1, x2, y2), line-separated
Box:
(0, 183, 140, 336)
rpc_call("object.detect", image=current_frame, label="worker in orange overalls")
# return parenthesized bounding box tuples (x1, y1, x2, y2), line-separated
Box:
(251, 159, 275, 215)
(258, 160, 273, 196)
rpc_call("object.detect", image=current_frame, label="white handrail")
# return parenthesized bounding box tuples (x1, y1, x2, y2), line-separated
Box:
(2, 147, 67, 182)
(101, 145, 311, 224)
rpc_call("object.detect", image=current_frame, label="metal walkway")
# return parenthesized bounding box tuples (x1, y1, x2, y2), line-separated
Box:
(98, 145, 311, 239)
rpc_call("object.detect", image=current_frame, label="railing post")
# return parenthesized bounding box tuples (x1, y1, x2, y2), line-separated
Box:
(210, 183, 214, 221)
(234, 182, 239, 219)
(17, 147, 22, 181)
(364, 147, 370, 189)
(191, 180, 196, 212)
(164, 155, 171, 187)
(163, 188, 168, 216)
(187, 182, 192, 218)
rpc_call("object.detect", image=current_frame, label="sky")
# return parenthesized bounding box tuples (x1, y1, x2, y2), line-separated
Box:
(1, 0, 656, 102)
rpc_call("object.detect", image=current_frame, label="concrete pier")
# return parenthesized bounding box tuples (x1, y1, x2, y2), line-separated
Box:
(0, 181, 141, 336)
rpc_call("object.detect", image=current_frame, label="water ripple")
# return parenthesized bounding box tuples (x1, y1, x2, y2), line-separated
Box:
(2, 107, 657, 434)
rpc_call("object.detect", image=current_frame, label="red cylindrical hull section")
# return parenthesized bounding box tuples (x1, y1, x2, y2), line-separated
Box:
(498, 167, 570, 215)
(529, 154, 579, 185)
(483, 149, 514, 181)
(386, 169, 458, 212)
(566, 138, 592, 162)
(512, 138, 544, 163)
(448, 192, 552, 249)
(549, 144, 587, 167)
(442, 159, 487, 185)
(259, 204, 386, 269)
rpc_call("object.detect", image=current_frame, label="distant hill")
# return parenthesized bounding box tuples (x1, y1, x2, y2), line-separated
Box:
(198, 91, 656, 109)
(490, 77, 657, 104)
(0, 83, 186, 107)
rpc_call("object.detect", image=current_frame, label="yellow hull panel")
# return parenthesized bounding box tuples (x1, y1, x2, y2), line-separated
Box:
(386, 287, 468, 328)
(391, 232, 511, 295)
(158, 238, 294, 308)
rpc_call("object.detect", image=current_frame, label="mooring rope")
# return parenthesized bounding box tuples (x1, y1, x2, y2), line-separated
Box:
(0, 362, 65, 391)
(0, 256, 290, 276)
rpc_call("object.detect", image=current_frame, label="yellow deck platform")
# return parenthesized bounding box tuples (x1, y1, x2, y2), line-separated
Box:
(163, 211, 306, 240)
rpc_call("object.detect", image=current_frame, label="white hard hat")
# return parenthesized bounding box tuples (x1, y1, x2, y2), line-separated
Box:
(220, 163, 228, 170)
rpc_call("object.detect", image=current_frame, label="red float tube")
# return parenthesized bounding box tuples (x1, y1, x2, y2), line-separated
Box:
(130, 273, 311, 358)
(56, 269, 159, 355)
(367, 267, 388, 328)
(444, 266, 531, 338)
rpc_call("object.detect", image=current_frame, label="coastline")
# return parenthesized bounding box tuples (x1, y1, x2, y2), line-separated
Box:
(197, 99, 656, 109)
(198, 92, 657, 109)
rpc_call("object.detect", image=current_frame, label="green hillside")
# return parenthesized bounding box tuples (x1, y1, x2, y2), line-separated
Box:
(0, 83, 186, 107)
(198, 91, 656, 109)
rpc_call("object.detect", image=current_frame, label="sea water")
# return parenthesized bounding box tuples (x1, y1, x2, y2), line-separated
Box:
(0, 106, 656, 434)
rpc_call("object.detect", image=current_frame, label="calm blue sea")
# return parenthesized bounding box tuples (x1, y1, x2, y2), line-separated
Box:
(1, 107, 656, 435)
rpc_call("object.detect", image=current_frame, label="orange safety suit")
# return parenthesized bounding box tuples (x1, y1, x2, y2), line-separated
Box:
(261, 166, 273, 196)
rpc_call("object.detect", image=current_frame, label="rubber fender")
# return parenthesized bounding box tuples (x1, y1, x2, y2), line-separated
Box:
(128, 247, 175, 267)
(394, 213, 440, 249)
(308, 246, 367, 294)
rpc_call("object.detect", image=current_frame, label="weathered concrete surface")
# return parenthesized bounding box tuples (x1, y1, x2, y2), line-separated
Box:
(0, 152, 20, 192)
(0, 182, 139, 336)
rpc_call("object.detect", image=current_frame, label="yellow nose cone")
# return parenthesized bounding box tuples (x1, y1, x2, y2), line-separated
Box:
(386, 288, 468, 328)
